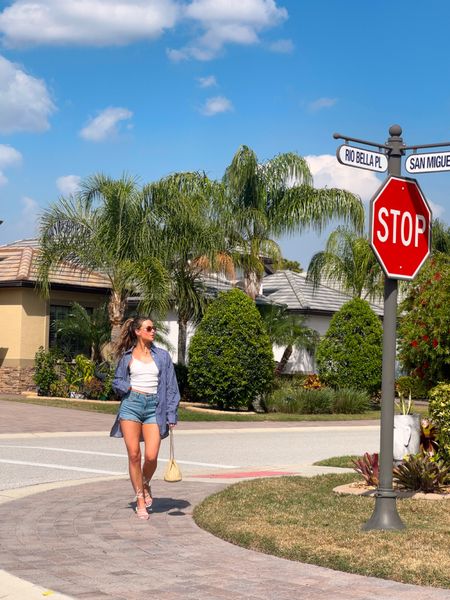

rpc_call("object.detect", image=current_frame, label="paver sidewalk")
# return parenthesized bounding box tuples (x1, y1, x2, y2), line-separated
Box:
(0, 478, 449, 600)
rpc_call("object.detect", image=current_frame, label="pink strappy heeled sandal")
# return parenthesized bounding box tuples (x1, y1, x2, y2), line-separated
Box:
(135, 490, 149, 520)
(143, 478, 153, 508)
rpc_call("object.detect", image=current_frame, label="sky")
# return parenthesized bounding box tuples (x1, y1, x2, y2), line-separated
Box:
(1, 0, 450, 270)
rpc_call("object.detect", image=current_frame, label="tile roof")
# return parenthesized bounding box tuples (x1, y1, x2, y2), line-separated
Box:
(0, 240, 111, 289)
(262, 270, 383, 316)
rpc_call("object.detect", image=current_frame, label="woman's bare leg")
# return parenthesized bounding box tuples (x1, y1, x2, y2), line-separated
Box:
(142, 423, 161, 494)
(120, 420, 146, 510)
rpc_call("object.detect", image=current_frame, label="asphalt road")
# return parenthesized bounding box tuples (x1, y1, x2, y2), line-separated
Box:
(0, 423, 379, 491)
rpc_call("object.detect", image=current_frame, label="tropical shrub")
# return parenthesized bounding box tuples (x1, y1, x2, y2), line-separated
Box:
(420, 418, 439, 456)
(352, 452, 379, 486)
(428, 382, 450, 462)
(398, 254, 450, 388)
(393, 452, 450, 492)
(188, 289, 274, 410)
(332, 388, 371, 414)
(264, 383, 370, 415)
(34, 347, 60, 396)
(316, 298, 383, 395)
(395, 375, 429, 400)
(298, 388, 334, 414)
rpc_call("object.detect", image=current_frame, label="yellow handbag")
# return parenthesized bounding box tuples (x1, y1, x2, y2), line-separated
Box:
(164, 428, 182, 482)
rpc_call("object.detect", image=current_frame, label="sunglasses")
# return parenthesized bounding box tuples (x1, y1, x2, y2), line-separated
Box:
(141, 325, 157, 332)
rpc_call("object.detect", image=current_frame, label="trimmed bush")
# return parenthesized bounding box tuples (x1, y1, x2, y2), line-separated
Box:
(188, 289, 274, 410)
(316, 298, 383, 395)
(428, 382, 450, 462)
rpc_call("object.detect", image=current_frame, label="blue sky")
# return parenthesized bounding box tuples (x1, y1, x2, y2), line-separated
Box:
(1, 0, 450, 269)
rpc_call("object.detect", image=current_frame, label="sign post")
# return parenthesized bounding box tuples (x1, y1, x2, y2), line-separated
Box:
(332, 124, 445, 530)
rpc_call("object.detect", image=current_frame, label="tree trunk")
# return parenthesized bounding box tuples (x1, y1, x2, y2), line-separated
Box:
(178, 317, 188, 366)
(108, 290, 126, 344)
(244, 270, 261, 300)
(276, 345, 293, 375)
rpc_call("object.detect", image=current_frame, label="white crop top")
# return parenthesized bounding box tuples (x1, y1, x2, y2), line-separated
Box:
(129, 358, 159, 393)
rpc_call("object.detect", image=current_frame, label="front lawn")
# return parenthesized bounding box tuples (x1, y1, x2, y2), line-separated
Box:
(194, 473, 450, 588)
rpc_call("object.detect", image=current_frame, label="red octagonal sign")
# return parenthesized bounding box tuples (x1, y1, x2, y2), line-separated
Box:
(370, 176, 432, 280)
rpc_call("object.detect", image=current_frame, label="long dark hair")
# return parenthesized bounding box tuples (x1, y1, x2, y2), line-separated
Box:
(114, 316, 152, 359)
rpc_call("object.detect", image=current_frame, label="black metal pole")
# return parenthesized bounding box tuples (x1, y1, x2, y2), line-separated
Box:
(362, 125, 406, 531)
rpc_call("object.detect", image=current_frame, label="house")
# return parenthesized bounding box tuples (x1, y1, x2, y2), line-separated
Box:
(0, 239, 384, 392)
(0, 239, 110, 393)
(261, 270, 383, 373)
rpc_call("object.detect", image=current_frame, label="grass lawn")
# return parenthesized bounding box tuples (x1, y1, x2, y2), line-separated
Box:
(313, 455, 359, 468)
(194, 473, 450, 589)
(0, 395, 428, 422)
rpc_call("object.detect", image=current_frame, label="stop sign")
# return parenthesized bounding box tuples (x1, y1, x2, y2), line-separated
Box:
(370, 176, 432, 279)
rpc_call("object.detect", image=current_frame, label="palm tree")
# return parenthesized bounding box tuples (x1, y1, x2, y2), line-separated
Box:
(222, 145, 365, 299)
(38, 173, 170, 342)
(54, 302, 110, 363)
(259, 304, 319, 375)
(143, 172, 233, 365)
(307, 226, 383, 301)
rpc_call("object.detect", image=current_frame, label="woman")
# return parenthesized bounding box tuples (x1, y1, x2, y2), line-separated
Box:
(110, 316, 180, 520)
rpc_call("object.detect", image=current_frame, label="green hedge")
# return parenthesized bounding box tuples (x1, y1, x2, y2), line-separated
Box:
(316, 298, 382, 395)
(188, 289, 274, 410)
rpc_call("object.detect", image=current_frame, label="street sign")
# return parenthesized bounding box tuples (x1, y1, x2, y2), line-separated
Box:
(370, 176, 432, 280)
(337, 144, 388, 172)
(405, 150, 450, 174)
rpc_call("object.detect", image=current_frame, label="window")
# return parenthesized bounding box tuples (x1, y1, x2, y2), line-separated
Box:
(49, 304, 93, 357)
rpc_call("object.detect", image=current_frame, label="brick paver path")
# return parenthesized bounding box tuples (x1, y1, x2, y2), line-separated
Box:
(0, 478, 449, 600)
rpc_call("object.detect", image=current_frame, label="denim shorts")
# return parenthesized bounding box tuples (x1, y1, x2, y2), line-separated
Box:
(119, 390, 158, 425)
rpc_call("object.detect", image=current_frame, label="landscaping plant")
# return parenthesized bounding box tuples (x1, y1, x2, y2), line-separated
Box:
(188, 288, 274, 410)
(316, 298, 383, 395)
(428, 382, 450, 462)
(393, 452, 450, 493)
(352, 452, 379, 486)
(398, 253, 450, 388)
(34, 346, 60, 396)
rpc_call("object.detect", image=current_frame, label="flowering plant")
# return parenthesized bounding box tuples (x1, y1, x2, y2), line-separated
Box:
(398, 254, 450, 388)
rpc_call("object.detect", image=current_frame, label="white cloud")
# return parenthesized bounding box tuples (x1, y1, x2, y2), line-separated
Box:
(269, 38, 293, 53)
(308, 97, 337, 112)
(305, 154, 381, 202)
(198, 75, 217, 88)
(0, 0, 289, 61)
(56, 175, 81, 196)
(1, 196, 40, 241)
(79, 107, 133, 142)
(0, 55, 55, 133)
(428, 199, 445, 218)
(171, 0, 288, 60)
(0, 144, 22, 186)
(200, 95, 233, 116)
(0, 0, 179, 47)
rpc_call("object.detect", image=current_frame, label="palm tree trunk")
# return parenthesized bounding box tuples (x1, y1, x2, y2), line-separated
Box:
(178, 317, 188, 366)
(244, 270, 261, 300)
(276, 345, 293, 375)
(108, 290, 126, 343)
